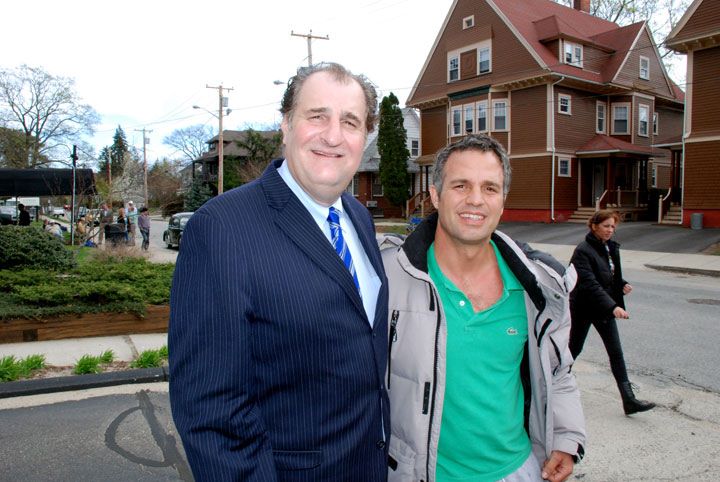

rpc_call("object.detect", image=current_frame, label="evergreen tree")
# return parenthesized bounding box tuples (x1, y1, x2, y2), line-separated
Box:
(97, 126, 131, 177)
(184, 177, 213, 211)
(378, 93, 411, 214)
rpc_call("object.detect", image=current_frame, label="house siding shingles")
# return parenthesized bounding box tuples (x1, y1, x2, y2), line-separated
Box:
(506, 156, 551, 209)
(409, 1, 541, 105)
(684, 140, 720, 208)
(421, 106, 448, 156)
(690, 47, 720, 135)
(510, 86, 547, 154)
(555, 87, 597, 152)
(614, 29, 673, 99)
(669, 1, 720, 44)
(656, 106, 684, 143)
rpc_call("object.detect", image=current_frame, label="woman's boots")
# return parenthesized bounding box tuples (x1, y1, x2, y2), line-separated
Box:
(619, 381, 656, 415)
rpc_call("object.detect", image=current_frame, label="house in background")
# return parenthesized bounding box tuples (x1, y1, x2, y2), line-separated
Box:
(192, 129, 281, 193)
(665, 0, 720, 228)
(407, 0, 685, 222)
(348, 108, 423, 218)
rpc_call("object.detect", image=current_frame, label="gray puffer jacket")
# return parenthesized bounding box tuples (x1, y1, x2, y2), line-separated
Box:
(381, 214, 586, 482)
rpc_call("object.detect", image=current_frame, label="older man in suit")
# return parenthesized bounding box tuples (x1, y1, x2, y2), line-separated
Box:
(169, 62, 389, 482)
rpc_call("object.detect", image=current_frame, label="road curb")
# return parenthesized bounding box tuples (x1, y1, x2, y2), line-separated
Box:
(0, 367, 169, 399)
(645, 264, 720, 278)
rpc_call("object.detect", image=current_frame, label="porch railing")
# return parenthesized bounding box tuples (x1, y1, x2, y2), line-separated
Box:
(658, 188, 672, 224)
(406, 191, 432, 218)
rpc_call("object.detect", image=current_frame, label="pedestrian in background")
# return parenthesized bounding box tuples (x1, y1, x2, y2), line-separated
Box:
(569, 209, 655, 415)
(126, 201, 138, 245)
(17, 203, 31, 226)
(116, 207, 129, 244)
(138, 207, 150, 251)
(98, 202, 113, 245)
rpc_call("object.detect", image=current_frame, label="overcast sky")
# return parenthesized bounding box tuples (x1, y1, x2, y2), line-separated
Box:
(2, 0, 453, 163)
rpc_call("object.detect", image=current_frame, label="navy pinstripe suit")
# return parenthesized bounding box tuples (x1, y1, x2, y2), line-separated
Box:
(169, 159, 390, 481)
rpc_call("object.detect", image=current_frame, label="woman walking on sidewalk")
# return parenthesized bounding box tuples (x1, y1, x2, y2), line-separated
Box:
(569, 210, 655, 415)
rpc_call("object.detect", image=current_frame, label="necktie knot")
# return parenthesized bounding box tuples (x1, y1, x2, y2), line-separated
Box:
(327, 207, 360, 294)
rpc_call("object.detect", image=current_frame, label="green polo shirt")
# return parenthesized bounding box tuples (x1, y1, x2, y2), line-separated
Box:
(429, 241, 531, 482)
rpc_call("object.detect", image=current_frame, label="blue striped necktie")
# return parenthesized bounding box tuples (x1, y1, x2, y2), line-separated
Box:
(327, 207, 361, 294)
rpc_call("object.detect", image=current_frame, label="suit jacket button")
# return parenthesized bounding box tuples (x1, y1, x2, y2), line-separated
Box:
(376, 440, 386, 449)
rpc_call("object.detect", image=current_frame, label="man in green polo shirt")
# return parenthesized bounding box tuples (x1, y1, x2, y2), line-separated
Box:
(383, 134, 585, 482)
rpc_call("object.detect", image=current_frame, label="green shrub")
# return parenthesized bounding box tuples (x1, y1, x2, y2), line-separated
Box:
(99, 350, 115, 363)
(158, 345, 169, 359)
(18, 354, 46, 377)
(74, 354, 102, 375)
(130, 349, 162, 368)
(0, 255, 173, 320)
(0, 226, 75, 271)
(0, 355, 22, 382)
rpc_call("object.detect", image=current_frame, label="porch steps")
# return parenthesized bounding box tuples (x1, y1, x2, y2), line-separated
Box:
(660, 205, 682, 225)
(568, 207, 596, 224)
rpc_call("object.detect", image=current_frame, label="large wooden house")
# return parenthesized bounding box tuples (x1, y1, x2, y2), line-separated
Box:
(665, 0, 720, 228)
(407, 0, 685, 222)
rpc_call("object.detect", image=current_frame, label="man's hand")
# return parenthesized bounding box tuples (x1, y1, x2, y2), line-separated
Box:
(542, 451, 574, 482)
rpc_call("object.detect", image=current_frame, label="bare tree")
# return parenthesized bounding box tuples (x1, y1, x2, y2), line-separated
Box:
(233, 129, 283, 184)
(0, 65, 100, 168)
(162, 124, 214, 162)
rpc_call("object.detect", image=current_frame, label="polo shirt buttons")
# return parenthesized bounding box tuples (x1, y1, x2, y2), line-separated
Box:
(376, 440, 386, 449)
(459, 300, 466, 307)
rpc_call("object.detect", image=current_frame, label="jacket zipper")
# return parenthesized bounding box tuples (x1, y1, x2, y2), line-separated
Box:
(426, 286, 441, 482)
(387, 310, 399, 389)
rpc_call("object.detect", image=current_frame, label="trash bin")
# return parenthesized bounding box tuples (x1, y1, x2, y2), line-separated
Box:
(105, 223, 127, 247)
(690, 213, 703, 230)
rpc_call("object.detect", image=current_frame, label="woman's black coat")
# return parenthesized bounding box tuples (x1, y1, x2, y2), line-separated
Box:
(570, 232, 627, 321)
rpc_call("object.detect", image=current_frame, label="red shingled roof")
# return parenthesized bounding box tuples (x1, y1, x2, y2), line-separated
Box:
(576, 134, 658, 156)
(491, 0, 637, 83)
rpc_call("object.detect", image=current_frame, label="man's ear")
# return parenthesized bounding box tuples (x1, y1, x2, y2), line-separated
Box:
(430, 186, 440, 209)
(280, 116, 289, 144)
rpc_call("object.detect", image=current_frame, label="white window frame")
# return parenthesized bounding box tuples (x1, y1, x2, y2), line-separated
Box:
(650, 162, 657, 188)
(612, 103, 630, 135)
(653, 112, 659, 135)
(410, 139, 419, 157)
(448, 55, 459, 82)
(371, 172, 383, 197)
(451, 106, 462, 136)
(596, 101, 606, 133)
(478, 47, 491, 74)
(558, 158, 571, 177)
(492, 100, 508, 132)
(639, 56, 650, 80)
(347, 173, 359, 196)
(564, 40, 583, 67)
(638, 104, 649, 137)
(463, 15, 475, 29)
(558, 94, 572, 115)
(476, 100, 488, 132)
(464, 104, 475, 134)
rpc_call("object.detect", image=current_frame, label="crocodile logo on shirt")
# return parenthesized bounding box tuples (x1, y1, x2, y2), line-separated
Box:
(506, 327, 518, 336)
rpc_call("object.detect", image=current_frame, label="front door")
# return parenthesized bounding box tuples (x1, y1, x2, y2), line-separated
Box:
(592, 160, 605, 206)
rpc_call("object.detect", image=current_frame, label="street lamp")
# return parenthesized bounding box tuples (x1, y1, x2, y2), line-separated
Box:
(194, 90, 232, 195)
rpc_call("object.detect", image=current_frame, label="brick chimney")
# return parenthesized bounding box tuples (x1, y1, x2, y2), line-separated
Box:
(573, 0, 590, 13)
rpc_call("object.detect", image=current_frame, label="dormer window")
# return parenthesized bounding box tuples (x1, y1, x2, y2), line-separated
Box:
(564, 41, 583, 68)
(463, 15, 475, 29)
(639, 56, 650, 80)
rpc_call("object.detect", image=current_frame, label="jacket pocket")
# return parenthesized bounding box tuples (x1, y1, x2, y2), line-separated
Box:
(273, 450, 322, 470)
(388, 437, 417, 481)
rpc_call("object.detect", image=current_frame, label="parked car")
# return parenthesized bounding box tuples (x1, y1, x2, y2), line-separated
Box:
(50, 206, 65, 217)
(0, 205, 16, 225)
(163, 212, 193, 249)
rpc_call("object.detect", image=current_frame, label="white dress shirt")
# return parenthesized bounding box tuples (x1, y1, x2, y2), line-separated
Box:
(278, 160, 381, 325)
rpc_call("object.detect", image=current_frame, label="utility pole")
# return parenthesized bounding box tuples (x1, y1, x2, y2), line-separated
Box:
(70, 145, 78, 246)
(291, 30, 329, 67)
(205, 84, 233, 194)
(135, 128, 152, 206)
(107, 151, 112, 208)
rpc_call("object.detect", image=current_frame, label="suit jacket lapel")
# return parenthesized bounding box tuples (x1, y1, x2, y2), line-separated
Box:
(261, 160, 366, 315)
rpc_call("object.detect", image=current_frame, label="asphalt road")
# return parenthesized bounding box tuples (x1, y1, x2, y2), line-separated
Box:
(498, 221, 720, 254)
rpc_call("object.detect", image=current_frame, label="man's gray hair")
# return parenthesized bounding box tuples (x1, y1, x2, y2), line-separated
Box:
(279, 62, 378, 134)
(432, 134, 512, 198)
